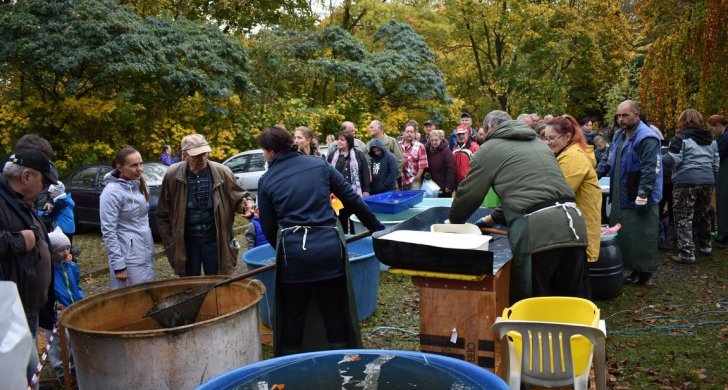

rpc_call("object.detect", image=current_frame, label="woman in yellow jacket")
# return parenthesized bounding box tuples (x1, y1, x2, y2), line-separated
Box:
(542, 115, 602, 262)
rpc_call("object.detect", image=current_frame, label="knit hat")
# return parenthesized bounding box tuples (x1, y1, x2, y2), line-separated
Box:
(455, 124, 468, 134)
(48, 227, 71, 251)
(49, 181, 65, 197)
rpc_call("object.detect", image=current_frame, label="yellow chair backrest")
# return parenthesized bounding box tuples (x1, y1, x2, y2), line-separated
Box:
(502, 297, 599, 375)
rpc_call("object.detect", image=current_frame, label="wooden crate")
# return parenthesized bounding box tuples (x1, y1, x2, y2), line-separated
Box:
(412, 261, 510, 374)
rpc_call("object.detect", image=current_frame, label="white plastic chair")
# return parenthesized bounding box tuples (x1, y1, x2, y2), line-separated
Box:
(491, 299, 607, 390)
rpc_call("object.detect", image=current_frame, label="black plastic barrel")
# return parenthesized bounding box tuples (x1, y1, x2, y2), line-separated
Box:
(588, 238, 623, 300)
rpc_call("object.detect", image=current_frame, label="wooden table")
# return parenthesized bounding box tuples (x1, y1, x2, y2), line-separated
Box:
(389, 233, 512, 374)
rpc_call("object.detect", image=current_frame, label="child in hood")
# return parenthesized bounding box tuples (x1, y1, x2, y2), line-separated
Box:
(44, 227, 84, 384)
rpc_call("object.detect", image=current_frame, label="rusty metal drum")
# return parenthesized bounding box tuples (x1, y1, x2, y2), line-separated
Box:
(61, 276, 264, 389)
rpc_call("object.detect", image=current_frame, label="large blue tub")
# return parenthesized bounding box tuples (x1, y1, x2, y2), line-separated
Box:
(197, 349, 508, 389)
(243, 236, 379, 328)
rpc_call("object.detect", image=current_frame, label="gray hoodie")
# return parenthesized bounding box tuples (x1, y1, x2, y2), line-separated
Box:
(99, 171, 155, 276)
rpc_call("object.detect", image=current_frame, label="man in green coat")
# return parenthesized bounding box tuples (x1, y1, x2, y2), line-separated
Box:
(448, 110, 590, 303)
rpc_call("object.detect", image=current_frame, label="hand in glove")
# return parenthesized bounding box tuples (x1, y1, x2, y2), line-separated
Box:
(634, 196, 648, 216)
(374, 223, 387, 232)
(475, 216, 495, 229)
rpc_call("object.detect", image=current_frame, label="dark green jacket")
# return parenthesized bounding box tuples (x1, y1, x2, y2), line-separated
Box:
(448, 120, 587, 301)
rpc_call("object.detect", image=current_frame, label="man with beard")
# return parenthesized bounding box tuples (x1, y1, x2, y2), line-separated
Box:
(399, 120, 429, 190)
(608, 100, 663, 285)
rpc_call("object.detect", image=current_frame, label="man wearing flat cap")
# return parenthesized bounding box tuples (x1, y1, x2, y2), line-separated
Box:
(420, 119, 436, 144)
(157, 134, 255, 277)
(1, 148, 59, 385)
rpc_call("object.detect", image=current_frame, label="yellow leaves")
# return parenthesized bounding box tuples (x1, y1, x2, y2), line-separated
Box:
(61, 97, 117, 117)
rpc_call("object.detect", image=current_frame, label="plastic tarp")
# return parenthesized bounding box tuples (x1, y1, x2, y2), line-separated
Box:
(0, 281, 33, 389)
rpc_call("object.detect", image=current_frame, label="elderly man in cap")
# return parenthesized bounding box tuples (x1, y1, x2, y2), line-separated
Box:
(1, 148, 59, 387)
(157, 134, 255, 277)
(450, 112, 475, 148)
(420, 119, 436, 144)
(452, 124, 480, 185)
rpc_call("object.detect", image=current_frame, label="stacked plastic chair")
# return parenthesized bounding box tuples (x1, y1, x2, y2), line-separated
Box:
(491, 296, 607, 390)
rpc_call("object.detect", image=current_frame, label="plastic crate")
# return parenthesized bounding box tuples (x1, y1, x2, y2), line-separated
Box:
(363, 190, 424, 214)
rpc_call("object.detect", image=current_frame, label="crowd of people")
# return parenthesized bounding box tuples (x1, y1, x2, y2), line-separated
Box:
(2, 100, 727, 386)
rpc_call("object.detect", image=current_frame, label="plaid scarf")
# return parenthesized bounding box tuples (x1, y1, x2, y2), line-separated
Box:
(330, 148, 362, 196)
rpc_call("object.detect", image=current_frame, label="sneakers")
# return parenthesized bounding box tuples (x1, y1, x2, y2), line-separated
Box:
(698, 247, 712, 256)
(671, 255, 696, 264)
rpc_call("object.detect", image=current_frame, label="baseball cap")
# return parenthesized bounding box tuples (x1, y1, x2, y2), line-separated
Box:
(181, 134, 212, 156)
(424, 119, 435, 126)
(460, 112, 471, 119)
(10, 149, 59, 185)
(455, 124, 468, 135)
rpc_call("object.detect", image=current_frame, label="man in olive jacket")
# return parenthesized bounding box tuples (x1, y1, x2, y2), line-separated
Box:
(157, 134, 255, 276)
(448, 111, 590, 303)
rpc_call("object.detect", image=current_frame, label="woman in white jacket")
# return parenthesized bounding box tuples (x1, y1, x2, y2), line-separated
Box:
(100, 147, 156, 288)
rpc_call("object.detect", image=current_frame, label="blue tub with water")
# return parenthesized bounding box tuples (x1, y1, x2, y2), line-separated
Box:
(242, 236, 379, 328)
(197, 349, 508, 389)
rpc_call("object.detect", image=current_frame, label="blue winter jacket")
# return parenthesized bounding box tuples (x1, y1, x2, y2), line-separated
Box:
(252, 216, 269, 247)
(53, 260, 83, 308)
(49, 193, 75, 234)
(257, 151, 380, 282)
(608, 121, 663, 207)
(663, 127, 719, 186)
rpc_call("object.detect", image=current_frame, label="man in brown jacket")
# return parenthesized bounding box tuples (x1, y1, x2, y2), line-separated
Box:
(157, 134, 255, 276)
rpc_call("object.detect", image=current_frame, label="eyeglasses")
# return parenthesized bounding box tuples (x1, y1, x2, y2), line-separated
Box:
(540, 135, 562, 143)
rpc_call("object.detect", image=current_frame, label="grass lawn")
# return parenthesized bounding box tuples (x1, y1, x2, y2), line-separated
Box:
(52, 222, 727, 389)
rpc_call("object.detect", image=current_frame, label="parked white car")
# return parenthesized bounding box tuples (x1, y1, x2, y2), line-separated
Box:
(222, 149, 267, 196)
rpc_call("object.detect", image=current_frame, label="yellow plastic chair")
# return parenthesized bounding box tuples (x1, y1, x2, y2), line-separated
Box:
(491, 297, 607, 390)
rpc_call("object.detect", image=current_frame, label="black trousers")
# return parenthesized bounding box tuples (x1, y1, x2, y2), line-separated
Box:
(279, 276, 349, 350)
(531, 246, 591, 299)
(338, 209, 355, 234)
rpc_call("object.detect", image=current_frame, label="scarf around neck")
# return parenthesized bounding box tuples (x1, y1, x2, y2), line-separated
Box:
(331, 148, 362, 196)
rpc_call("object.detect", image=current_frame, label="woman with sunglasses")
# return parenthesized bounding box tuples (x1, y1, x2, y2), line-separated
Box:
(542, 115, 602, 263)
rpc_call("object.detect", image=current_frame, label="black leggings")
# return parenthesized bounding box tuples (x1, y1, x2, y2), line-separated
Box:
(279, 276, 349, 350)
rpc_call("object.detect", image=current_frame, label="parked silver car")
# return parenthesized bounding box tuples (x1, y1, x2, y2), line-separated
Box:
(222, 149, 267, 196)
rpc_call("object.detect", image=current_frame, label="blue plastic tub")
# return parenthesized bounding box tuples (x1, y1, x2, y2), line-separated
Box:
(364, 190, 425, 214)
(197, 349, 509, 389)
(242, 237, 380, 328)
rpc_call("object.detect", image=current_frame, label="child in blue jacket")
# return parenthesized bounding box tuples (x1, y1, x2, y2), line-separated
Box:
(45, 227, 84, 384)
(245, 210, 269, 249)
(47, 181, 76, 243)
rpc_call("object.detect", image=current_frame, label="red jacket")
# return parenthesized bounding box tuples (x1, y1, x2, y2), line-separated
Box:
(452, 138, 479, 184)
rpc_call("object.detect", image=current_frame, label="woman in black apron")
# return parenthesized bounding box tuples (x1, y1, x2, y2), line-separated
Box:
(256, 126, 383, 356)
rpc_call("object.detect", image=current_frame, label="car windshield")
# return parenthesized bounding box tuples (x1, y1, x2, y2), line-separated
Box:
(143, 163, 167, 186)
